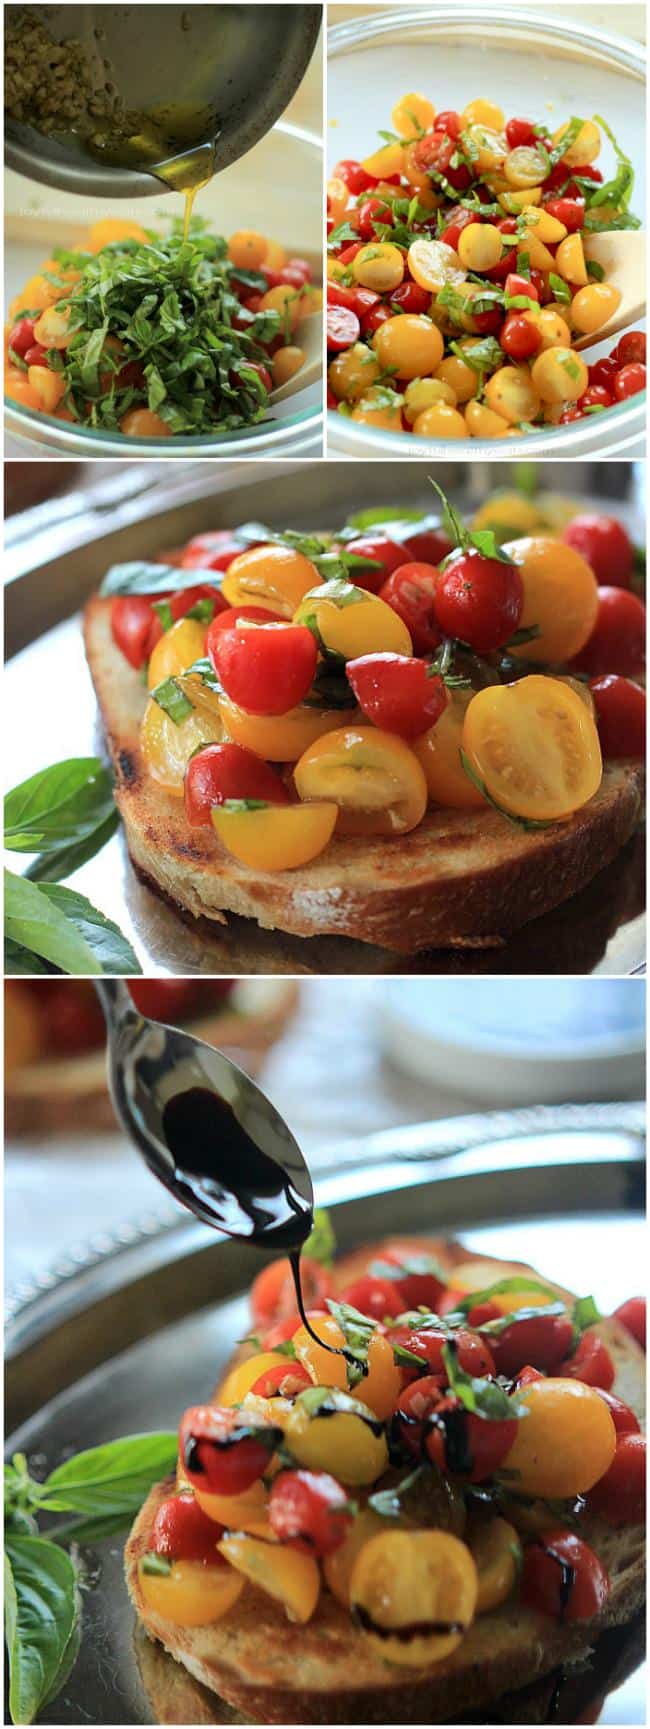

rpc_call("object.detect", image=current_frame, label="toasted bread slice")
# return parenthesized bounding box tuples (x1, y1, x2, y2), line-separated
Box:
(84, 599, 643, 954)
(124, 1238, 645, 1723)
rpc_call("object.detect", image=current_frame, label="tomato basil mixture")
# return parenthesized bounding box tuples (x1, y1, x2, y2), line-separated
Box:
(137, 1225, 646, 1652)
(103, 491, 646, 873)
(5, 218, 319, 436)
(327, 95, 643, 439)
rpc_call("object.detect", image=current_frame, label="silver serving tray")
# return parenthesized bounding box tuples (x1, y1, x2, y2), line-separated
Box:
(4, 462, 645, 975)
(5, 1106, 646, 1726)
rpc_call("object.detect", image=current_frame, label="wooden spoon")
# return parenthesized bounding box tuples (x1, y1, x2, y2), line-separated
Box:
(573, 229, 646, 350)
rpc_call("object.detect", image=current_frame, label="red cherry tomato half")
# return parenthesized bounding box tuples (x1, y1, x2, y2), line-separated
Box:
(344, 535, 406, 589)
(544, 197, 585, 231)
(179, 1404, 281, 1496)
(612, 331, 646, 368)
(180, 532, 246, 573)
(505, 272, 539, 305)
(425, 1394, 517, 1483)
(111, 595, 162, 669)
(613, 1295, 646, 1350)
(379, 562, 442, 655)
(412, 130, 471, 191)
(487, 1312, 575, 1378)
(207, 605, 284, 649)
(184, 742, 290, 826)
(333, 158, 376, 195)
(251, 1362, 312, 1399)
(434, 110, 462, 139)
(588, 358, 619, 393)
(388, 1323, 495, 1380)
(151, 1490, 225, 1560)
(356, 197, 394, 241)
(347, 652, 447, 739)
(594, 1389, 640, 1435)
(8, 317, 38, 357)
(360, 303, 394, 337)
(380, 1248, 447, 1312)
(339, 1273, 404, 1322)
(500, 313, 542, 361)
(515, 1364, 546, 1388)
(613, 363, 646, 400)
(398, 526, 454, 566)
(586, 1432, 646, 1527)
(505, 117, 536, 148)
(211, 621, 317, 715)
(521, 1529, 610, 1621)
(389, 280, 432, 315)
(23, 343, 49, 367)
(573, 587, 646, 677)
(327, 305, 361, 352)
(562, 514, 634, 588)
(558, 1331, 615, 1391)
(434, 547, 523, 652)
(269, 1470, 354, 1556)
(337, 242, 364, 267)
(391, 1374, 447, 1457)
(589, 675, 646, 759)
(578, 386, 613, 413)
(251, 1256, 334, 1330)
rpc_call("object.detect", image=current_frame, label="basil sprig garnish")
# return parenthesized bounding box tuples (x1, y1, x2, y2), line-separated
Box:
(4, 757, 139, 974)
(4, 1435, 177, 1724)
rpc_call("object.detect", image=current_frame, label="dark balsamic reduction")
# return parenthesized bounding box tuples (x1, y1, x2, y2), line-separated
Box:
(161, 1087, 340, 1357)
(353, 1606, 467, 1640)
(542, 1544, 577, 1621)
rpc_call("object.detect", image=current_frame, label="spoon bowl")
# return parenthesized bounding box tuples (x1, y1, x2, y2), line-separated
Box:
(95, 980, 313, 1251)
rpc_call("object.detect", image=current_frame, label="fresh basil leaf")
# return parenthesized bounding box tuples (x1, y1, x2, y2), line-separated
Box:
(5, 1536, 80, 1726)
(586, 259, 605, 281)
(442, 1342, 529, 1421)
(345, 506, 428, 532)
(140, 1552, 172, 1577)
(4, 871, 140, 975)
(590, 116, 636, 214)
(303, 1208, 336, 1268)
(38, 1433, 178, 1517)
(470, 530, 517, 565)
(4, 938, 51, 974)
(151, 676, 195, 725)
(572, 1294, 601, 1333)
(548, 116, 585, 169)
(369, 1464, 427, 1517)
(452, 1275, 563, 1316)
(25, 810, 119, 884)
(548, 273, 571, 305)
(479, 1301, 567, 1337)
(4, 759, 114, 855)
(221, 798, 269, 813)
(326, 1300, 375, 1387)
(100, 561, 223, 598)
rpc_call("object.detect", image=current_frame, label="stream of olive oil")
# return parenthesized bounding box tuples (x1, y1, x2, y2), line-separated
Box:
(87, 100, 220, 235)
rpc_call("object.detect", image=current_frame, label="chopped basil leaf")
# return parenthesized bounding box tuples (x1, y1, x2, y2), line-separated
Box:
(141, 1552, 172, 1577)
(443, 1341, 529, 1420)
(151, 676, 194, 725)
(548, 273, 571, 305)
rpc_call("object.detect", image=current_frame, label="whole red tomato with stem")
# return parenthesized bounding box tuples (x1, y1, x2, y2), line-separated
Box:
(211, 621, 317, 714)
(589, 676, 646, 759)
(572, 587, 646, 677)
(347, 653, 447, 738)
(521, 1529, 610, 1621)
(562, 514, 634, 587)
(184, 742, 290, 827)
(434, 547, 523, 652)
(379, 562, 442, 654)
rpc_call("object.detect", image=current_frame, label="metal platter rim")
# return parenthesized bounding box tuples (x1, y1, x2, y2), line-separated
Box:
(6, 1100, 644, 1349)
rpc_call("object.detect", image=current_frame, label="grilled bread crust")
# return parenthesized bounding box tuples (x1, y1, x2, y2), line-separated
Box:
(125, 1239, 645, 1723)
(84, 599, 643, 954)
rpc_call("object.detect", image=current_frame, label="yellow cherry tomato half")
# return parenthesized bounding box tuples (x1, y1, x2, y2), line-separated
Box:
(530, 346, 588, 404)
(222, 543, 322, 616)
(295, 726, 427, 836)
(391, 92, 436, 137)
(362, 142, 406, 179)
(350, 1530, 477, 1667)
(502, 1378, 616, 1498)
(120, 409, 171, 437)
(26, 365, 66, 413)
(324, 1508, 387, 1607)
(218, 1351, 291, 1406)
(147, 617, 208, 690)
(140, 698, 224, 796)
(349, 393, 404, 431)
(502, 535, 599, 662)
(218, 693, 353, 762)
(33, 306, 72, 349)
(211, 800, 338, 870)
(414, 403, 469, 438)
(293, 1314, 349, 1391)
(552, 119, 600, 167)
(469, 1516, 522, 1613)
(138, 1556, 244, 1626)
(484, 365, 540, 426)
(294, 581, 412, 660)
(414, 690, 487, 810)
(570, 282, 622, 336)
(408, 238, 466, 294)
(194, 1479, 272, 1539)
(355, 1330, 403, 1420)
(284, 1389, 389, 1485)
(219, 1533, 320, 1623)
(462, 675, 603, 822)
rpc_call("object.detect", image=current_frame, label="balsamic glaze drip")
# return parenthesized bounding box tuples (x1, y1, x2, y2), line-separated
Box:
(429, 1406, 474, 1476)
(353, 1606, 467, 1640)
(160, 1088, 341, 1358)
(541, 1543, 577, 1622)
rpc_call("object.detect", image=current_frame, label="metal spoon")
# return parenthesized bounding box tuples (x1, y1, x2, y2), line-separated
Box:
(94, 980, 313, 1252)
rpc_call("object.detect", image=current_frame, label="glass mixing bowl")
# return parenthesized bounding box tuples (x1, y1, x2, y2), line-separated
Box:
(327, 5, 645, 459)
